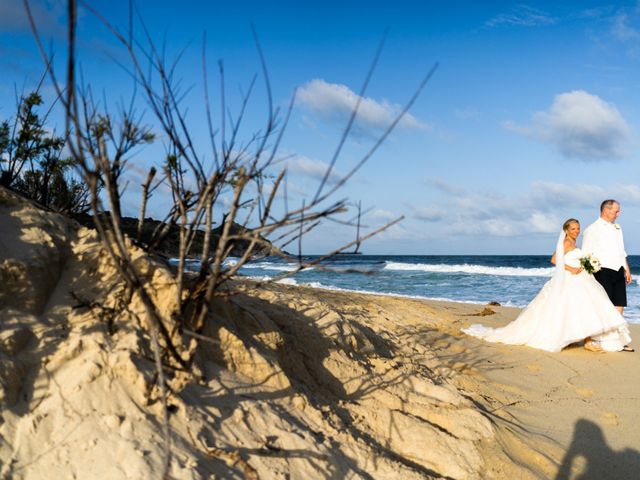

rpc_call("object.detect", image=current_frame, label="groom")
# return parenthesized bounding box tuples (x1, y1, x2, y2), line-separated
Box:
(582, 199, 632, 315)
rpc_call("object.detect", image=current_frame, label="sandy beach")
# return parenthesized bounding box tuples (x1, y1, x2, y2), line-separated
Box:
(245, 283, 640, 479)
(394, 295, 640, 479)
(2, 186, 639, 479)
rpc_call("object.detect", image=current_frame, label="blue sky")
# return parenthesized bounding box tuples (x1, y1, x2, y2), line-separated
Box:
(2, 1, 640, 254)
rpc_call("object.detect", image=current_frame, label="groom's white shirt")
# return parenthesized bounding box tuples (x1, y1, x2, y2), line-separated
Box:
(582, 218, 627, 271)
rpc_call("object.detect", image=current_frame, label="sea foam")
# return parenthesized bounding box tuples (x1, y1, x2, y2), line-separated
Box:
(383, 261, 554, 277)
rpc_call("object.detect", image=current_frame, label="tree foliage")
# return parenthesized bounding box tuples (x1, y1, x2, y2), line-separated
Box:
(0, 91, 91, 214)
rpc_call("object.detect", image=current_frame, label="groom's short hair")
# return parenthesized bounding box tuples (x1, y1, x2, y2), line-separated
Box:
(600, 199, 618, 212)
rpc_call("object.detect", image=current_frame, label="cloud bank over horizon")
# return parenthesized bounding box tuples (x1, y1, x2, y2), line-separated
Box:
(418, 178, 640, 239)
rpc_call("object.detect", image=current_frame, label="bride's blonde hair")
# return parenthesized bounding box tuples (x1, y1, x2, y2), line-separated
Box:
(563, 218, 579, 232)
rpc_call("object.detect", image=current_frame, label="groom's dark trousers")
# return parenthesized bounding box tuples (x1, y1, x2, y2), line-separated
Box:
(594, 267, 627, 307)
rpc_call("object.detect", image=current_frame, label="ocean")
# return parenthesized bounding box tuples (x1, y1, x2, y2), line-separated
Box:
(227, 254, 640, 324)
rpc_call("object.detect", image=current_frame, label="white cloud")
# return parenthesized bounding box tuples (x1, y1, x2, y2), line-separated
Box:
(372, 222, 410, 242)
(426, 178, 640, 238)
(529, 181, 607, 209)
(614, 184, 640, 203)
(612, 11, 640, 42)
(370, 209, 398, 221)
(414, 206, 444, 222)
(513, 181, 640, 215)
(482, 218, 517, 236)
(485, 5, 557, 28)
(578, 6, 616, 20)
(297, 79, 430, 134)
(525, 181, 640, 212)
(454, 108, 479, 120)
(528, 212, 560, 234)
(458, 213, 558, 237)
(425, 178, 466, 195)
(505, 90, 633, 161)
(285, 155, 342, 184)
(609, 5, 640, 57)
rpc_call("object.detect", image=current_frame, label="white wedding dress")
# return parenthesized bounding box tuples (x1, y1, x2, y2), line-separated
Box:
(463, 239, 631, 352)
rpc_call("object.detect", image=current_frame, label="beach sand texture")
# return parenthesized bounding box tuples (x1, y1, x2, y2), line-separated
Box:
(1, 186, 638, 479)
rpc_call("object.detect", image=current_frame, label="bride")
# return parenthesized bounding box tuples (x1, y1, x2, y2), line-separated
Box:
(463, 219, 632, 352)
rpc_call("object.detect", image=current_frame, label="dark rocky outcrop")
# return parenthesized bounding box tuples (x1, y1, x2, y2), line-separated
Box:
(72, 213, 282, 259)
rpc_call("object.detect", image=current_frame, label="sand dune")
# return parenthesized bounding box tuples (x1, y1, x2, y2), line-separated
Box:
(1, 186, 637, 479)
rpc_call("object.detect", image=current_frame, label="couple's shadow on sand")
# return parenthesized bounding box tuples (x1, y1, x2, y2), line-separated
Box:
(555, 419, 640, 479)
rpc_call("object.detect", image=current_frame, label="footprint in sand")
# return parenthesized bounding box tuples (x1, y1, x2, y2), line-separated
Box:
(573, 387, 594, 398)
(526, 363, 541, 373)
(601, 411, 620, 426)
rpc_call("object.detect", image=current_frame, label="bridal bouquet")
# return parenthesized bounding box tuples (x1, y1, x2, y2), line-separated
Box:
(580, 254, 601, 274)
